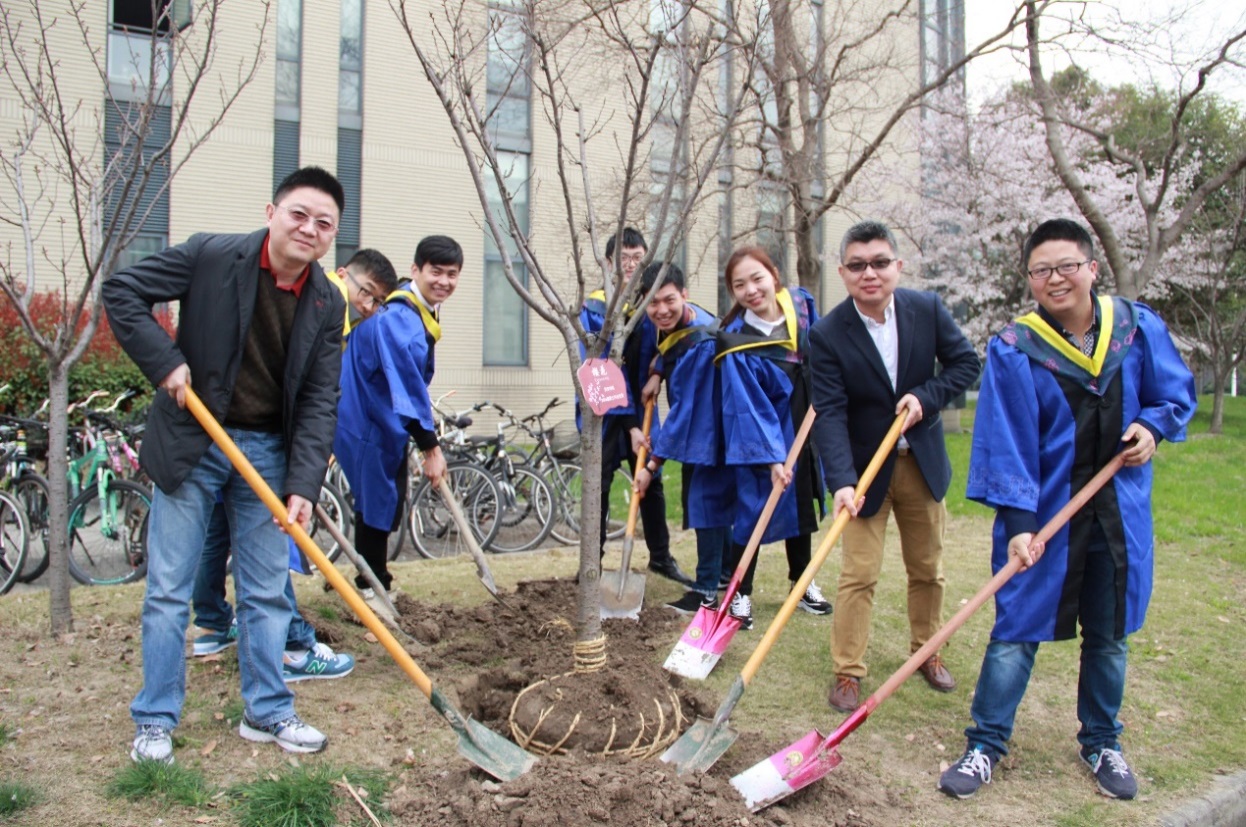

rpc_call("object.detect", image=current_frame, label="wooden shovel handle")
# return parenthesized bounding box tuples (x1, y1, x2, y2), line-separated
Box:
(739, 412, 905, 685)
(625, 397, 656, 538)
(183, 387, 435, 699)
(825, 450, 1129, 751)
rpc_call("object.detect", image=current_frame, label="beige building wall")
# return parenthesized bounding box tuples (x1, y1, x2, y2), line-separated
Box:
(0, 0, 925, 428)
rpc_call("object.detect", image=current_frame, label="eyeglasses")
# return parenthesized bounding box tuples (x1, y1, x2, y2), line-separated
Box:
(843, 257, 896, 274)
(1027, 260, 1091, 280)
(277, 205, 337, 235)
(345, 270, 379, 308)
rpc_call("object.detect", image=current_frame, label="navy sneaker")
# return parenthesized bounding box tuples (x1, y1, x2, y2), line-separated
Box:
(1080, 746, 1138, 800)
(282, 643, 355, 682)
(939, 746, 996, 799)
(665, 591, 718, 615)
(192, 619, 238, 657)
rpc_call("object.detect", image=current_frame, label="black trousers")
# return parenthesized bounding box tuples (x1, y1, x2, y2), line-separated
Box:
(599, 416, 671, 562)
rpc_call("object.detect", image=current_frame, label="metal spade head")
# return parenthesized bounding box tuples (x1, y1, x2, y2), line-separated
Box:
(659, 715, 740, 775)
(730, 729, 841, 811)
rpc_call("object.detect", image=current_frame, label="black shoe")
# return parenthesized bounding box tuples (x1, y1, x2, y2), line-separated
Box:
(1080, 746, 1138, 800)
(648, 558, 695, 588)
(665, 591, 717, 615)
(795, 580, 833, 615)
(717, 572, 732, 591)
(728, 593, 754, 630)
(938, 746, 996, 799)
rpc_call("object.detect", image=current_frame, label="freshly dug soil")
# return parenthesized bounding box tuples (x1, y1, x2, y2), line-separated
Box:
(364, 580, 887, 827)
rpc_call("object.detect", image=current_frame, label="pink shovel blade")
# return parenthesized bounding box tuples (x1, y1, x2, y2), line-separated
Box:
(662, 606, 742, 679)
(729, 729, 842, 812)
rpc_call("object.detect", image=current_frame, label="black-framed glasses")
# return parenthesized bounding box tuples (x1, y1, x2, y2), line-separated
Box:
(345, 270, 379, 308)
(1027, 260, 1091, 280)
(843, 257, 896, 274)
(277, 204, 337, 235)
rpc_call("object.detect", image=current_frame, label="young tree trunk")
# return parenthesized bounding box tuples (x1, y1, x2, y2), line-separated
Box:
(1210, 375, 1226, 435)
(575, 407, 604, 647)
(46, 362, 73, 635)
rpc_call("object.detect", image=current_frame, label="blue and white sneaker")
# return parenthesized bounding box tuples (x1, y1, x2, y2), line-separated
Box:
(130, 724, 174, 764)
(192, 619, 238, 657)
(1081, 746, 1138, 800)
(282, 642, 355, 682)
(239, 714, 327, 754)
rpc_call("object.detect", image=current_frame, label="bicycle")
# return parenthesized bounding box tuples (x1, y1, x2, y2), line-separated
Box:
(0, 413, 52, 583)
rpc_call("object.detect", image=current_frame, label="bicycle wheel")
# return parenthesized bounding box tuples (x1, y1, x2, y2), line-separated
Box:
(67, 479, 151, 586)
(407, 463, 500, 559)
(0, 490, 29, 596)
(12, 473, 51, 583)
(487, 465, 556, 553)
(307, 482, 348, 566)
(550, 463, 629, 545)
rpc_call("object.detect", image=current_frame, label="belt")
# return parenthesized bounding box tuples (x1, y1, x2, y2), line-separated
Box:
(896, 446, 910, 457)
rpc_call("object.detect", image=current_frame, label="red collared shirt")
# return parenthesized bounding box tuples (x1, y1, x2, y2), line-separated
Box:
(260, 233, 311, 299)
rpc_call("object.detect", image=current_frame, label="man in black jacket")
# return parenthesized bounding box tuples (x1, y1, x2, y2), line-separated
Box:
(810, 220, 980, 713)
(103, 167, 347, 764)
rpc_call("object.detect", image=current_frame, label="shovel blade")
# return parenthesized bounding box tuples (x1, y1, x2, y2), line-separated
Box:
(458, 718, 538, 782)
(663, 607, 742, 679)
(659, 716, 739, 775)
(730, 729, 840, 812)
(599, 569, 646, 619)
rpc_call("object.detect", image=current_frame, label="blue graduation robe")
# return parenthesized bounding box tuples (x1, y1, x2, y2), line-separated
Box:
(577, 290, 661, 441)
(717, 286, 823, 546)
(334, 293, 437, 529)
(969, 298, 1197, 642)
(652, 303, 734, 529)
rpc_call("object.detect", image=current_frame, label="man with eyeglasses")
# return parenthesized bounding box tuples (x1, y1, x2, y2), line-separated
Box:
(809, 220, 980, 715)
(103, 166, 348, 763)
(939, 218, 1195, 802)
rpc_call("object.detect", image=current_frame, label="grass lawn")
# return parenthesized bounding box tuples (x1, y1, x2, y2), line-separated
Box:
(0, 395, 1240, 826)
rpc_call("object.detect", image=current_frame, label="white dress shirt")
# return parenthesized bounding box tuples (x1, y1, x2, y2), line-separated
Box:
(855, 297, 909, 450)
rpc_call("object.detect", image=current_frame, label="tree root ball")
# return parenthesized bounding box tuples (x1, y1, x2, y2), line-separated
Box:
(509, 667, 685, 759)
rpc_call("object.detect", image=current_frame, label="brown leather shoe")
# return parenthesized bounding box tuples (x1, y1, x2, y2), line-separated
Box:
(828, 675, 861, 712)
(917, 654, 956, 692)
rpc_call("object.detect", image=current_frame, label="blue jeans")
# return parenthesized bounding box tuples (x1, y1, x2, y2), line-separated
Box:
(965, 525, 1128, 757)
(191, 501, 317, 651)
(131, 430, 297, 731)
(693, 526, 731, 600)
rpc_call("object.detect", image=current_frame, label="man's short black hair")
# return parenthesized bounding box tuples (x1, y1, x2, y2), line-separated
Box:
(640, 261, 686, 294)
(345, 248, 399, 294)
(605, 226, 647, 261)
(1022, 218, 1095, 270)
(273, 166, 345, 214)
(414, 235, 464, 269)
(839, 220, 898, 260)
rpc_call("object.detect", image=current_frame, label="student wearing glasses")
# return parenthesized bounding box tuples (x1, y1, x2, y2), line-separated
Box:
(939, 219, 1195, 802)
(103, 166, 349, 762)
(809, 220, 980, 715)
(187, 248, 399, 681)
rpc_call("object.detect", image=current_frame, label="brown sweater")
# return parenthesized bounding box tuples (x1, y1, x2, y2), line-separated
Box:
(225, 273, 299, 432)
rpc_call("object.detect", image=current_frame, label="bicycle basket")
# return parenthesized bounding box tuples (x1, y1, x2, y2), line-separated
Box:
(24, 427, 50, 460)
(549, 419, 581, 459)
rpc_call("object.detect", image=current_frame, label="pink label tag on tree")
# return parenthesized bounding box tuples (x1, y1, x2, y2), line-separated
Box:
(576, 358, 629, 416)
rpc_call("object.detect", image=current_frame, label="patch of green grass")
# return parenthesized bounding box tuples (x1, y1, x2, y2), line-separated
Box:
(0, 722, 12, 747)
(315, 603, 340, 621)
(0, 780, 39, 816)
(221, 698, 246, 728)
(105, 761, 214, 808)
(230, 764, 391, 827)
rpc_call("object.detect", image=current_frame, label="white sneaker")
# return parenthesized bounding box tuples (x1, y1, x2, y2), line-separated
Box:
(239, 714, 327, 754)
(797, 580, 833, 615)
(729, 593, 754, 630)
(131, 724, 174, 764)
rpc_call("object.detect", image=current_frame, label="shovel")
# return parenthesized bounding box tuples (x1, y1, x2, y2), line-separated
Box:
(184, 388, 536, 781)
(662, 413, 906, 775)
(664, 407, 816, 679)
(312, 504, 402, 621)
(600, 397, 655, 619)
(434, 476, 507, 605)
(730, 451, 1129, 811)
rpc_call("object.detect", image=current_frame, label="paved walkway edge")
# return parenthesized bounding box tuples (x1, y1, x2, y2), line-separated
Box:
(1159, 772, 1246, 827)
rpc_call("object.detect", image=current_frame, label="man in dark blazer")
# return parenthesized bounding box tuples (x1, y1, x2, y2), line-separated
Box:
(810, 220, 980, 713)
(103, 167, 347, 763)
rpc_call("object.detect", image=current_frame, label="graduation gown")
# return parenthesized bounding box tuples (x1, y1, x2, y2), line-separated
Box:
(652, 303, 734, 529)
(717, 286, 824, 546)
(334, 290, 439, 529)
(969, 297, 1197, 642)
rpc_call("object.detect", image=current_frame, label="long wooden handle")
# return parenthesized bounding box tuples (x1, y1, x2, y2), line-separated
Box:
(739, 413, 906, 685)
(183, 388, 434, 698)
(822, 451, 1129, 752)
(435, 475, 499, 594)
(625, 398, 656, 538)
(721, 407, 817, 605)
(312, 504, 403, 620)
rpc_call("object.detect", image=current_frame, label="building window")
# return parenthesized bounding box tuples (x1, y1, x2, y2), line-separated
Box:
(757, 185, 786, 278)
(483, 152, 530, 366)
(337, 0, 364, 262)
(486, 7, 531, 153)
(920, 0, 965, 94)
(273, 0, 302, 190)
(107, 0, 189, 101)
(103, 105, 171, 271)
(648, 0, 688, 270)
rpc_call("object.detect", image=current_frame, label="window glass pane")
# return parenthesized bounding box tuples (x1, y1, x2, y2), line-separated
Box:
(276, 0, 302, 61)
(108, 30, 171, 93)
(340, 0, 362, 70)
(484, 151, 529, 258)
(112, 234, 167, 274)
(338, 70, 361, 113)
(486, 93, 530, 143)
(275, 61, 300, 107)
(487, 11, 529, 95)
(483, 259, 528, 365)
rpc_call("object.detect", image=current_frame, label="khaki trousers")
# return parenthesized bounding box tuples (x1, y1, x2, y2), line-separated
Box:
(831, 454, 946, 678)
